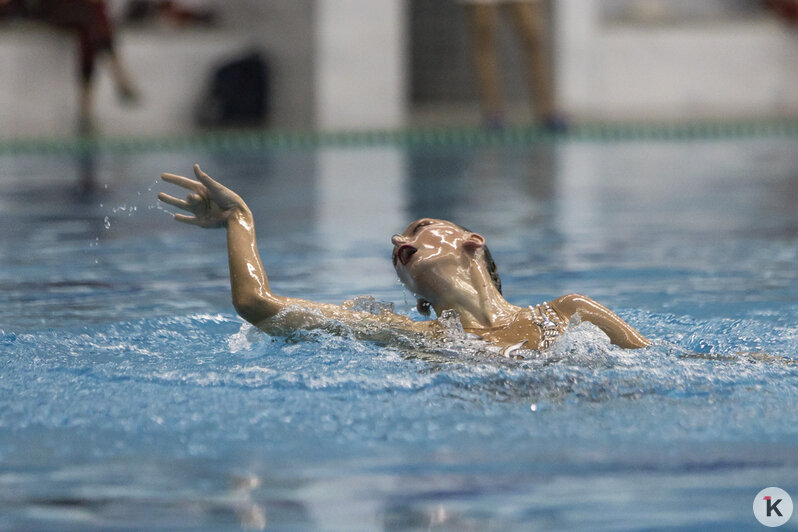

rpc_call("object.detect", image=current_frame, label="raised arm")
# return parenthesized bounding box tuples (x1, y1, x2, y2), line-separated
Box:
(158, 164, 283, 324)
(158, 165, 435, 339)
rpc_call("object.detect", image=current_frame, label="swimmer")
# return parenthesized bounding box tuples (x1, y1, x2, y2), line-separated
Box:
(159, 165, 650, 355)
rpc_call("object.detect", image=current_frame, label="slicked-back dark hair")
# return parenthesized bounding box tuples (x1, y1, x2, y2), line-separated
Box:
(457, 224, 502, 295)
(481, 245, 502, 295)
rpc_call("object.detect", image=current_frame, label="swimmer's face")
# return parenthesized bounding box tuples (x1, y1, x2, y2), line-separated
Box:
(391, 218, 485, 299)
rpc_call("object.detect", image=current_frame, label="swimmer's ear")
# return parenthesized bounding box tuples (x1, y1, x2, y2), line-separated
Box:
(463, 233, 485, 253)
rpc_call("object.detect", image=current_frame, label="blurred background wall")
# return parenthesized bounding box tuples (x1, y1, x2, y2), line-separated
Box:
(555, 0, 798, 120)
(0, 0, 320, 136)
(411, 0, 798, 123)
(0, 0, 796, 139)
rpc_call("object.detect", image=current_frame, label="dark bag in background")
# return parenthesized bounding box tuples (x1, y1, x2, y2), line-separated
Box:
(195, 51, 270, 127)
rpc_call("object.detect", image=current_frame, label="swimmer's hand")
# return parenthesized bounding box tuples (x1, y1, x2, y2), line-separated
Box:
(159, 164, 248, 228)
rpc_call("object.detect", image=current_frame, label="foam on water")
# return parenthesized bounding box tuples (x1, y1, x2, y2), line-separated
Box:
(3, 311, 798, 530)
(5, 307, 794, 441)
(2, 140, 798, 530)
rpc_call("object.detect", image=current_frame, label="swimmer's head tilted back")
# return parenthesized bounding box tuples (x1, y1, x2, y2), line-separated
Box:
(391, 218, 501, 317)
(160, 164, 650, 350)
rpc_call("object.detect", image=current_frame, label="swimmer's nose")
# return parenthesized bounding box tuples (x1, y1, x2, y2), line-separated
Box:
(391, 234, 407, 246)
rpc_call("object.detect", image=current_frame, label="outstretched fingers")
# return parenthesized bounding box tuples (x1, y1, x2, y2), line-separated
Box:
(193, 164, 226, 196)
(161, 172, 203, 192)
(160, 165, 235, 229)
(173, 213, 202, 226)
(157, 192, 191, 210)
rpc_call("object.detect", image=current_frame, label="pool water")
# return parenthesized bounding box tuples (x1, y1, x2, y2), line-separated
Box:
(1, 138, 797, 530)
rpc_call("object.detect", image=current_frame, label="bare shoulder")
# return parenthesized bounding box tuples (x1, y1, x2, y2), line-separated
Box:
(549, 293, 600, 318)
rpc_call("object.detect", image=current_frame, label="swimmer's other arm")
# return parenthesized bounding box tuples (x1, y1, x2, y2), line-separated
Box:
(550, 294, 650, 349)
(158, 165, 431, 334)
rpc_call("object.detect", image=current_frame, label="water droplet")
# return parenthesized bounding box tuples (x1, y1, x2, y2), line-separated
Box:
(103, 216, 111, 229)
(530, 404, 538, 412)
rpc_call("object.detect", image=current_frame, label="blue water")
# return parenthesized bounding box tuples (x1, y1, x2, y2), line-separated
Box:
(1, 139, 797, 530)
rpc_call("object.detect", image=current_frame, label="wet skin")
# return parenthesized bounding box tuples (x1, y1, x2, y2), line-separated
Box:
(390, 219, 649, 349)
(159, 165, 650, 351)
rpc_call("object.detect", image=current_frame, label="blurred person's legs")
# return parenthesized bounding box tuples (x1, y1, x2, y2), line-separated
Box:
(503, 0, 561, 129)
(464, 3, 504, 127)
(36, 0, 138, 129)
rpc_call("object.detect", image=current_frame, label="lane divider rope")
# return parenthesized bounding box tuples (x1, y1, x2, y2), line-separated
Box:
(1, 119, 797, 155)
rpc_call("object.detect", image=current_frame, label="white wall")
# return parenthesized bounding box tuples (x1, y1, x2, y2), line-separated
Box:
(5, 0, 795, 138)
(315, 0, 407, 130)
(0, 0, 408, 139)
(0, 29, 75, 138)
(555, 0, 798, 119)
(0, 1, 317, 139)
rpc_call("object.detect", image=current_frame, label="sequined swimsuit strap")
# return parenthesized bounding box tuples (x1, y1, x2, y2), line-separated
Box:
(530, 301, 564, 350)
